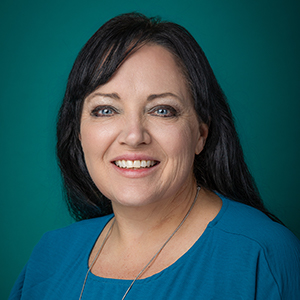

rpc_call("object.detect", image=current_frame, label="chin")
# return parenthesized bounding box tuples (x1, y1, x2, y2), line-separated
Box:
(108, 186, 162, 208)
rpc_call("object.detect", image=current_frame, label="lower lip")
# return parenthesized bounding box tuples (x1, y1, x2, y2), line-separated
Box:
(111, 162, 159, 178)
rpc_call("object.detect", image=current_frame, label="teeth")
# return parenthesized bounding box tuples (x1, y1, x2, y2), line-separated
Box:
(133, 160, 140, 168)
(114, 160, 156, 169)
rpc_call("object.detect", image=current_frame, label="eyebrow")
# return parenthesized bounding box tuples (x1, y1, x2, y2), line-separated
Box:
(88, 92, 182, 102)
(147, 92, 182, 102)
(89, 92, 120, 100)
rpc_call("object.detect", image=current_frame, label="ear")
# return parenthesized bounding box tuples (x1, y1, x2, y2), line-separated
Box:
(195, 123, 209, 155)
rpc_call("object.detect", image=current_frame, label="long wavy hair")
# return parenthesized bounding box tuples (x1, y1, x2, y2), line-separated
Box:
(57, 12, 280, 222)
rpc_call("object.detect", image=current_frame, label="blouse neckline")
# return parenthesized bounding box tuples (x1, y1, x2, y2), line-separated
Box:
(85, 193, 229, 283)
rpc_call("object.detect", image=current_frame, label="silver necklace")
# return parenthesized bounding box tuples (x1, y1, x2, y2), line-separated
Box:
(79, 186, 200, 300)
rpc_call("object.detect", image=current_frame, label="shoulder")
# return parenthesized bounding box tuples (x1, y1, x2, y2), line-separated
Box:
(214, 195, 300, 297)
(29, 214, 114, 269)
(216, 195, 300, 250)
(38, 214, 113, 246)
(9, 214, 114, 299)
(36, 214, 113, 251)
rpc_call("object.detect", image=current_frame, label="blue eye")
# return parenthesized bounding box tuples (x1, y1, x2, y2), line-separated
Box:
(91, 106, 116, 117)
(157, 108, 169, 115)
(150, 105, 177, 117)
(100, 108, 113, 115)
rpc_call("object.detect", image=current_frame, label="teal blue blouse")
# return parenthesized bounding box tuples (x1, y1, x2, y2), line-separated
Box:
(9, 195, 300, 299)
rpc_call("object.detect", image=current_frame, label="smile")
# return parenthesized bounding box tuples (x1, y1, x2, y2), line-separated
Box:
(114, 160, 158, 169)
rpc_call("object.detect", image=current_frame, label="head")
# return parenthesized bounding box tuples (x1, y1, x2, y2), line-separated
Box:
(57, 12, 260, 220)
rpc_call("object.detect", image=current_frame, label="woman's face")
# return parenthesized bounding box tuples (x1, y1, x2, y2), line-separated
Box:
(80, 44, 208, 208)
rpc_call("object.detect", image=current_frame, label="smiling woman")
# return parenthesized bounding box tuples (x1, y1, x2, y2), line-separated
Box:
(9, 12, 300, 300)
(80, 44, 206, 208)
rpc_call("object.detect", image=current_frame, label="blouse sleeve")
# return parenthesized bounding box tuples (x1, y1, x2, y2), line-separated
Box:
(256, 226, 300, 299)
(8, 264, 27, 300)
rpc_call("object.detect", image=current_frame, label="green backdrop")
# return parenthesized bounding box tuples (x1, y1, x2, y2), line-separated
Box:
(1, 0, 299, 298)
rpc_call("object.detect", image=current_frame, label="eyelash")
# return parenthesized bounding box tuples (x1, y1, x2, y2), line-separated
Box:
(91, 106, 118, 117)
(90, 105, 179, 118)
(149, 105, 178, 118)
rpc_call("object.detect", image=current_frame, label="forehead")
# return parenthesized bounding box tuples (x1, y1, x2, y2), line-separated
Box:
(93, 44, 191, 99)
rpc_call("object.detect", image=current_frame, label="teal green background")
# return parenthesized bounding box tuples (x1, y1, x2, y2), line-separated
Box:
(1, 0, 299, 298)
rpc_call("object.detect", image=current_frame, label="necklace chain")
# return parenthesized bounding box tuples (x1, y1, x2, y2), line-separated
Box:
(79, 217, 116, 300)
(79, 186, 200, 300)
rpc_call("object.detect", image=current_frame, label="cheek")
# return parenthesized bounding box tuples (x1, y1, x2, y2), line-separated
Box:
(155, 122, 199, 163)
(79, 123, 116, 191)
(80, 123, 113, 161)
(80, 126, 97, 157)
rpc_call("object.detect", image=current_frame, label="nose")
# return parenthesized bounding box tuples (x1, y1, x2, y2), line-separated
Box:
(118, 115, 151, 147)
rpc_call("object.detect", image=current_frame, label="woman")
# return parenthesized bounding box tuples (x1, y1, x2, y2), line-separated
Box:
(9, 12, 300, 299)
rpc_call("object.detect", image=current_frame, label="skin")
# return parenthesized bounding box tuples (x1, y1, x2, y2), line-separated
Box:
(80, 44, 222, 279)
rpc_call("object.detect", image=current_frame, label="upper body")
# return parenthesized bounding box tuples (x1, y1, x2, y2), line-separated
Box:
(10, 12, 300, 300)
(9, 194, 300, 300)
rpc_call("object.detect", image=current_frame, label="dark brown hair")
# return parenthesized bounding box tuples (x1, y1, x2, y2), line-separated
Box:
(57, 12, 280, 223)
